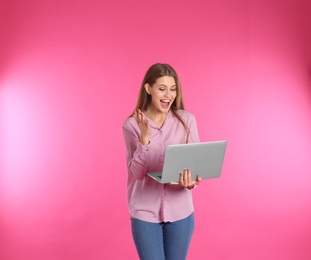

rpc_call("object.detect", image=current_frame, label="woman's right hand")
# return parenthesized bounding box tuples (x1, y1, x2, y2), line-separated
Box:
(133, 109, 151, 145)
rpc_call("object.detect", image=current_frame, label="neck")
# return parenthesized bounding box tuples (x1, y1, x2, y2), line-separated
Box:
(145, 109, 169, 128)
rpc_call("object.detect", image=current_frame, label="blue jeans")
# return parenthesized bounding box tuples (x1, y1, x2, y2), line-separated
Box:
(131, 213, 195, 260)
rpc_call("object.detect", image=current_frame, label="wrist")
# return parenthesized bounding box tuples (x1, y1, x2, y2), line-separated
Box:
(187, 185, 195, 190)
(139, 136, 149, 145)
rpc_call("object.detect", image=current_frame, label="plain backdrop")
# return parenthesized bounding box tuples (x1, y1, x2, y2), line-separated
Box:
(1, 0, 311, 259)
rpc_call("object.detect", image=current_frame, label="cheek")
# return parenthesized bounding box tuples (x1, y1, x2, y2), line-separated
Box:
(151, 95, 160, 104)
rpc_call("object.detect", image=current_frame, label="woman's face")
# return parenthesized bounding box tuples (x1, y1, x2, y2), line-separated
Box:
(145, 76, 177, 114)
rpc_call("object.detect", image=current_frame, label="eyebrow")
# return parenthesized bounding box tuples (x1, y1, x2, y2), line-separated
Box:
(158, 84, 177, 88)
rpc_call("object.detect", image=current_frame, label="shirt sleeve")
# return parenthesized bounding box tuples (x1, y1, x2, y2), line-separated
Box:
(122, 119, 149, 180)
(187, 113, 200, 143)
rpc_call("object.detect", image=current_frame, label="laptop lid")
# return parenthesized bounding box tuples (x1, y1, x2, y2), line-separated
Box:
(147, 140, 227, 183)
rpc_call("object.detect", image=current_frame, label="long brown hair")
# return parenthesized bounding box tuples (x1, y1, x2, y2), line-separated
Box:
(134, 63, 189, 139)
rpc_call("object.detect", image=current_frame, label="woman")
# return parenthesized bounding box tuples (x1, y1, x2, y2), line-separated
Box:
(122, 63, 201, 260)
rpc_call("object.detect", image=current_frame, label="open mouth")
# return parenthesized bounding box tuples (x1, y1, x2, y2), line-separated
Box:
(160, 99, 171, 108)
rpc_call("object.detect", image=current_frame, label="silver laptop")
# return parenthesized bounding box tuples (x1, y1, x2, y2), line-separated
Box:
(147, 140, 227, 183)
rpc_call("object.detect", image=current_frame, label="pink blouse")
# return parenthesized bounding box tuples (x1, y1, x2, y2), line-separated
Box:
(122, 109, 200, 223)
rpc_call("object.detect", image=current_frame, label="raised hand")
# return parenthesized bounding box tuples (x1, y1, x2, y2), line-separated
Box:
(133, 109, 151, 145)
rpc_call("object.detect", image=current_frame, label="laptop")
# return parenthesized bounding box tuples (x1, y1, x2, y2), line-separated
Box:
(147, 140, 227, 183)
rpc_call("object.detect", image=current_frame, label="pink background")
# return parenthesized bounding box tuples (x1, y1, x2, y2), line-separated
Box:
(1, 0, 311, 259)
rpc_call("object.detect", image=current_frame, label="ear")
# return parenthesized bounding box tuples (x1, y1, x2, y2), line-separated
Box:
(144, 83, 151, 95)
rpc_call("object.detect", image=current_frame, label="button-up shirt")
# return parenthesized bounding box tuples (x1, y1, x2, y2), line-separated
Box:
(122, 109, 200, 223)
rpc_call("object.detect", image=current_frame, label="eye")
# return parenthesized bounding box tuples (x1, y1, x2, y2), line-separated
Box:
(171, 88, 177, 91)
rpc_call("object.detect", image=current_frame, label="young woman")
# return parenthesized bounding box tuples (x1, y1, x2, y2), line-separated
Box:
(122, 63, 201, 260)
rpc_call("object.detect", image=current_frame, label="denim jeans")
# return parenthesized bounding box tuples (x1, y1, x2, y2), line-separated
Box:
(131, 213, 194, 260)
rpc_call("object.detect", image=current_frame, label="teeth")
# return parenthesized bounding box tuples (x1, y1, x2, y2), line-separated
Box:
(161, 100, 170, 103)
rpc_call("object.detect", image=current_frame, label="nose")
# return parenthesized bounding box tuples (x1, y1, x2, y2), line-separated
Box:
(164, 89, 171, 97)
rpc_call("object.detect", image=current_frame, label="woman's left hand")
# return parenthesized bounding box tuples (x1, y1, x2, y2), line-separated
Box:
(171, 169, 201, 190)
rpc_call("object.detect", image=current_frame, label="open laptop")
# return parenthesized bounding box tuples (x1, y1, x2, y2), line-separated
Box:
(147, 140, 227, 183)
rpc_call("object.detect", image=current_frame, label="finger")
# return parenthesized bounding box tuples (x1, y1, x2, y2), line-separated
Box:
(134, 110, 143, 125)
(181, 169, 187, 187)
(190, 176, 201, 187)
(141, 115, 147, 126)
(179, 173, 184, 186)
(143, 118, 149, 127)
(137, 110, 142, 123)
(196, 175, 202, 185)
(182, 169, 187, 186)
(138, 109, 144, 119)
(139, 113, 147, 127)
(133, 110, 138, 121)
(185, 169, 192, 186)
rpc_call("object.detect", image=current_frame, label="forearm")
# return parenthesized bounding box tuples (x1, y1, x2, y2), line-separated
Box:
(126, 138, 150, 180)
(128, 158, 148, 180)
(123, 119, 150, 180)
